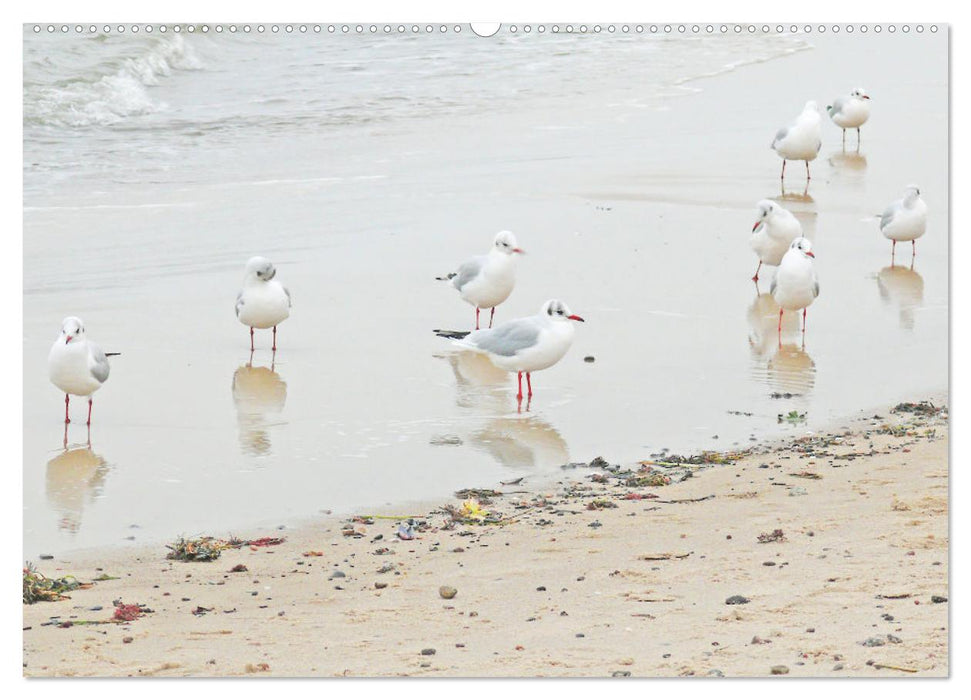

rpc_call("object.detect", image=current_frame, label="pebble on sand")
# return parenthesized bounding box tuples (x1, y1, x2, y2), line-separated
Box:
(725, 595, 750, 605)
(439, 586, 458, 599)
(770, 665, 789, 675)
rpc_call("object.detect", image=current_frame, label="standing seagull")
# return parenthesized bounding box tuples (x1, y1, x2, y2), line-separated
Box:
(48, 317, 117, 425)
(826, 88, 871, 148)
(880, 185, 927, 265)
(771, 101, 822, 183)
(749, 199, 803, 282)
(236, 256, 291, 351)
(435, 299, 584, 403)
(438, 231, 524, 330)
(771, 238, 819, 341)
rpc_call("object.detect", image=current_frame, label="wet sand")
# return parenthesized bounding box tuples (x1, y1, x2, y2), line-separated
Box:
(23, 396, 948, 677)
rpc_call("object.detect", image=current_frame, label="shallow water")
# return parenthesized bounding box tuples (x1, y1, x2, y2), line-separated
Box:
(23, 27, 948, 555)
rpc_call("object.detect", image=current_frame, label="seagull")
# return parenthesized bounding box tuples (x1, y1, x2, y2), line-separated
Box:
(437, 231, 524, 330)
(880, 185, 927, 264)
(434, 299, 584, 403)
(749, 200, 803, 282)
(826, 88, 870, 147)
(236, 256, 291, 351)
(771, 238, 819, 340)
(771, 101, 822, 183)
(48, 317, 118, 425)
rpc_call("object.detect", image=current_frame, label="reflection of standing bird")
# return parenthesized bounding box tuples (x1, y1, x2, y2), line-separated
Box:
(438, 231, 524, 330)
(771, 238, 819, 339)
(747, 293, 797, 359)
(880, 186, 927, 264)
(436, 299, 584, 402)
(826, 88, 871, 147)
(767, 343, 816, 395)
(877, 265, 925, 331)
(48, 317, 117, 426)
(46, 445, 109, 534)
(772, 101, 822, 183)
(236, 257, 291, 351)
(232, 364, 288, 456)
(469, 416, 570, 470)
(749, 200, 803, 282)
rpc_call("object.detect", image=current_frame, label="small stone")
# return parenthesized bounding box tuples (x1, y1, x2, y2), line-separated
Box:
(707, 669, 724, 677)
(763, 561, 776, 566)
(583, 356, 595, 363)
(806, 628, 815, 633)
(439, 586, 457, 599)
(375, 582, 388, 590)
(770, 665, 789, 675)
(725, 595, 750, 605)
(861, 637, 886, 647)
(88, 606, 103, 611)
(611, 671, 631, 677)
(122, 636, 133, 644)
(420, 662, 431, 668)
(329, 570, 346, 579)
(931, 595, 948, 603)
(536, 586, 546, 591)
(833, 663, 844, 671)
(576, 633, 585, 638)
(420, 648, 436, 656)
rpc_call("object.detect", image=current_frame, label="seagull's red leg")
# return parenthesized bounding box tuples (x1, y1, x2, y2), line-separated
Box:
(912, 240, 916, 259)
(526, 372, 533, 398)
(86, 398, 93, 426)
(489, 307, 495, 328)
(802, 308, 807, 335)
(272, 326, 277, 352)
(64, 394, 70, 424)
(475, 308, 480, 331)
(805, 160, 811, 181)
(250, 327, 255, 351)
(752, 260, 762, 282)
(516, 371, 523, 400)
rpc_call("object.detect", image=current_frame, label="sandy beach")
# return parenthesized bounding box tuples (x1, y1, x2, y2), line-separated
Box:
(23, 396, 948, 677)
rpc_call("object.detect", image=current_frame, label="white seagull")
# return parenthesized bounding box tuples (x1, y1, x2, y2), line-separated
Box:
(749, 200, 803, 282)
(438, 231, 524, 330)
(826, 88, 871, 147)
(880, 185, 927, 264)
(771, 101, 822, 183)
(236, 256, 291, 351)
(771, 238, 819, 340)
(435, 299, 584, 402)
(48, 317, 118, 425)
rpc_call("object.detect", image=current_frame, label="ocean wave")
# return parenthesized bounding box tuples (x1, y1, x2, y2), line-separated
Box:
(23, 35, 200, 128)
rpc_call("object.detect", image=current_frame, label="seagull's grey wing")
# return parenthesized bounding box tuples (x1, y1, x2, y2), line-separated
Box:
(771, 127, 788, 148)
(284, 286, 291, 308)
(88, 343, 111, 383)
(880, 201, 901, 231)
(769, 277, 777, 296)
(452, 255, 486, 292)
(469, 319, 541, 357)
(828, 96, 848, 117)
(235, 290, 244, 317)
(813, 279, 820, 298)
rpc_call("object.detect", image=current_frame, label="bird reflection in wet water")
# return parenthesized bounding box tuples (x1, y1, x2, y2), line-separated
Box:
(877, 265, 924, 331)
(747, 292, 816, 396)
(46, 428, 109, 534)
(232, 351, 288, 456)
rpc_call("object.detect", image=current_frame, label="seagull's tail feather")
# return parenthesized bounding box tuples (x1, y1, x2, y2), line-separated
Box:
(435, 272, 457, 282)
(105, 352, 122, 357)
(433, 329, 471, 340)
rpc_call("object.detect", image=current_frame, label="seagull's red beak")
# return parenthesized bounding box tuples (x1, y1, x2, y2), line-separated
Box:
(65, 335, 72, 344)
(567, 314, 585, 322)
(752, 221, 762, 232)
(512, 247, 525, 254)
(805, 251, 815, 258)
(862, 95, 870, 100)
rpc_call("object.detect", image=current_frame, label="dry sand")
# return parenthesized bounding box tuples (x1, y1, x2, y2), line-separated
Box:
(22, 397, 948, 678)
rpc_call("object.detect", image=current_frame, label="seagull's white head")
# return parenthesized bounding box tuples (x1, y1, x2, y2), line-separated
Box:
(541, 299, 585, 323)
(59, 316, 86, 345)
(904, 184, 921, 197)
(789, 237, 815, 259)
(245, 256, 278, 282)
(493, 230, 524, 256)
(753, 199, 777, 231)
(851, 87, 870, 100)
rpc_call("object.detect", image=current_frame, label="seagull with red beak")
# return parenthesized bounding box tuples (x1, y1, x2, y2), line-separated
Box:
(749, 199, 803, 282)
(436, 299, 584, 405)
(827, 87, 871, 148)
(771, 238, 820, 341)
(438, 230, 524, 330)
(48, 317, 117, 425)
